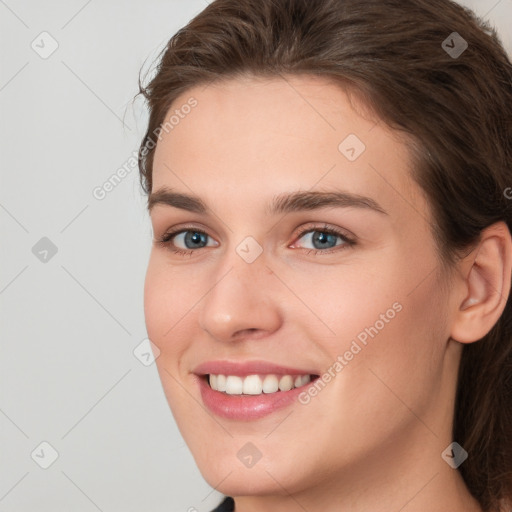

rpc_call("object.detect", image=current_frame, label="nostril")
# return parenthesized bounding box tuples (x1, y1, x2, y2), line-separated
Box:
(232, 328, 264, 341)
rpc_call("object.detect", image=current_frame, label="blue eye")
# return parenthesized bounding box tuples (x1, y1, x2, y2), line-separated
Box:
(173, 230, 209, 249)
(157, 228, 217, 255)
(293, 226, 352, 253)
(156, 223, 355, 256)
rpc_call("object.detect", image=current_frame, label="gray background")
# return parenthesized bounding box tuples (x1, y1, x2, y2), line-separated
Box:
(0, 1, 510, 511)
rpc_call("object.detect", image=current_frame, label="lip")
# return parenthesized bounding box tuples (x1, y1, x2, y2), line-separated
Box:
(193, 359, 318, 377)
(193, 360, 319, 421)
(196, 375, 317, 420)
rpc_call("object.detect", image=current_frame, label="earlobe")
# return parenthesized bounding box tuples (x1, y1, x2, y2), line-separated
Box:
(450, 221, 512, 344)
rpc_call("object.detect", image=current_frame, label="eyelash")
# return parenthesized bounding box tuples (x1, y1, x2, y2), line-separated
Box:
(155, 223, 355, 257)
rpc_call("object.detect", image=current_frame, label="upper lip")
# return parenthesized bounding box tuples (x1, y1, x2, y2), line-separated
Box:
(193, 360, 319, 377)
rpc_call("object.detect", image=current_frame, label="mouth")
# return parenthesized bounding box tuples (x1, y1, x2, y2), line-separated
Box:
(193, 360, 320, 420)
(205, 373, 317, 395)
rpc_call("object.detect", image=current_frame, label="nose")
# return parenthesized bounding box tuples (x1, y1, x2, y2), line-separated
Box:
(198, 248, 283, 343)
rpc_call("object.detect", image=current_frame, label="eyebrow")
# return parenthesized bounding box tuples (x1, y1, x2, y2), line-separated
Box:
(148, 186, 388, 216)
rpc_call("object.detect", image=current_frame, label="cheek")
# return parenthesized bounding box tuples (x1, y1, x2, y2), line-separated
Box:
(143, 252, 192, 338)
(143, 257, 167, 341)
(143, 254, 192, 374)
(143, 257, 194, 414)
(333, 269, 447, 427)
(289, 258, 402, 350)
(303, 250, 447, 411)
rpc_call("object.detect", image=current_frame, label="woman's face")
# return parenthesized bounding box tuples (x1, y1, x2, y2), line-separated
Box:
(145, 75, 461, 498)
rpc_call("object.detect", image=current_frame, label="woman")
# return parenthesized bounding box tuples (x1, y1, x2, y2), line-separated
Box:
(137, 0, 512, 510)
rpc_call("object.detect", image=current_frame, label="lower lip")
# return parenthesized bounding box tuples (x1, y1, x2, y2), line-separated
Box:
(196, 375, 313, 420)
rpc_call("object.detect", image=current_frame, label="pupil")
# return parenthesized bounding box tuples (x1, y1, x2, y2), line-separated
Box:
(182, 230, 337, 250)
(187, 231, 206, 248)
(313, 232, 335, 249)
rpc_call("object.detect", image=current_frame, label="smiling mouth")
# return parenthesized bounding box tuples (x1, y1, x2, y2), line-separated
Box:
(206, 373, 319, 395)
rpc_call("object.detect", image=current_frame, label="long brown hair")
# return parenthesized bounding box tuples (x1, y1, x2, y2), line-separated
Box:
(137, 1, 512, 510)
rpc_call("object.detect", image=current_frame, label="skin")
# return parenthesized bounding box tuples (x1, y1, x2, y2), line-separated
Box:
(144, 74, 511, 512)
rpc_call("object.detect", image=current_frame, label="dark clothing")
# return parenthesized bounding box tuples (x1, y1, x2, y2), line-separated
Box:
(211, 496, 234, 511)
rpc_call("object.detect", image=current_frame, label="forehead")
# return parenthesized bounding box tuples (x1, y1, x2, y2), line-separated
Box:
(151, 74, 428, 222)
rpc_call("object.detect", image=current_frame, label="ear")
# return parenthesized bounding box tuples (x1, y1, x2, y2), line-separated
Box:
(450, 221, 512, 344)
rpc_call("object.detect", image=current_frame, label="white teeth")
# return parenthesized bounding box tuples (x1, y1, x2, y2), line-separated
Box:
(278, 375, 294, 391)
(225, 375, 243, 395)
(242, 375, 263, 395)
(216, 374, 227, 392)
(262, 375, 279, 393)
(299, 375, 311, 386)
(208, 373, 313, 395)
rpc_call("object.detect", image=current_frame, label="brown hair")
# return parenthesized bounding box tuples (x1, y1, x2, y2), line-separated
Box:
(137, 0, 512, 510)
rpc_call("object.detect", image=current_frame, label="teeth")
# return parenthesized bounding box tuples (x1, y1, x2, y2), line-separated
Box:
(243, 375, 262, 395)
(225, 375, 243, 395)
(299, 375, 311, 386)
(217, 374, 227, 392)
(278, 375, 294, 391)
(208, 373, 312, 395)
(262, 375, 279, 393)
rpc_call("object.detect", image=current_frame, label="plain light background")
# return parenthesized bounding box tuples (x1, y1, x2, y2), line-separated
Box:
(0, 1, 510, 511)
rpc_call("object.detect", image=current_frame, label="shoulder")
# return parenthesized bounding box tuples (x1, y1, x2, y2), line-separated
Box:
(210, 496, 234, 512)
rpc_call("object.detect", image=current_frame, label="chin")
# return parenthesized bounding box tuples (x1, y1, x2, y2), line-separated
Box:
(197, 460, 301, 497)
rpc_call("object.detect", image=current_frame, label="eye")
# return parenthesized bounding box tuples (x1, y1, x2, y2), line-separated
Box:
(155, 226, 218, 256)
(155, 223, 355, 256)
(291, 224, 355, 254)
